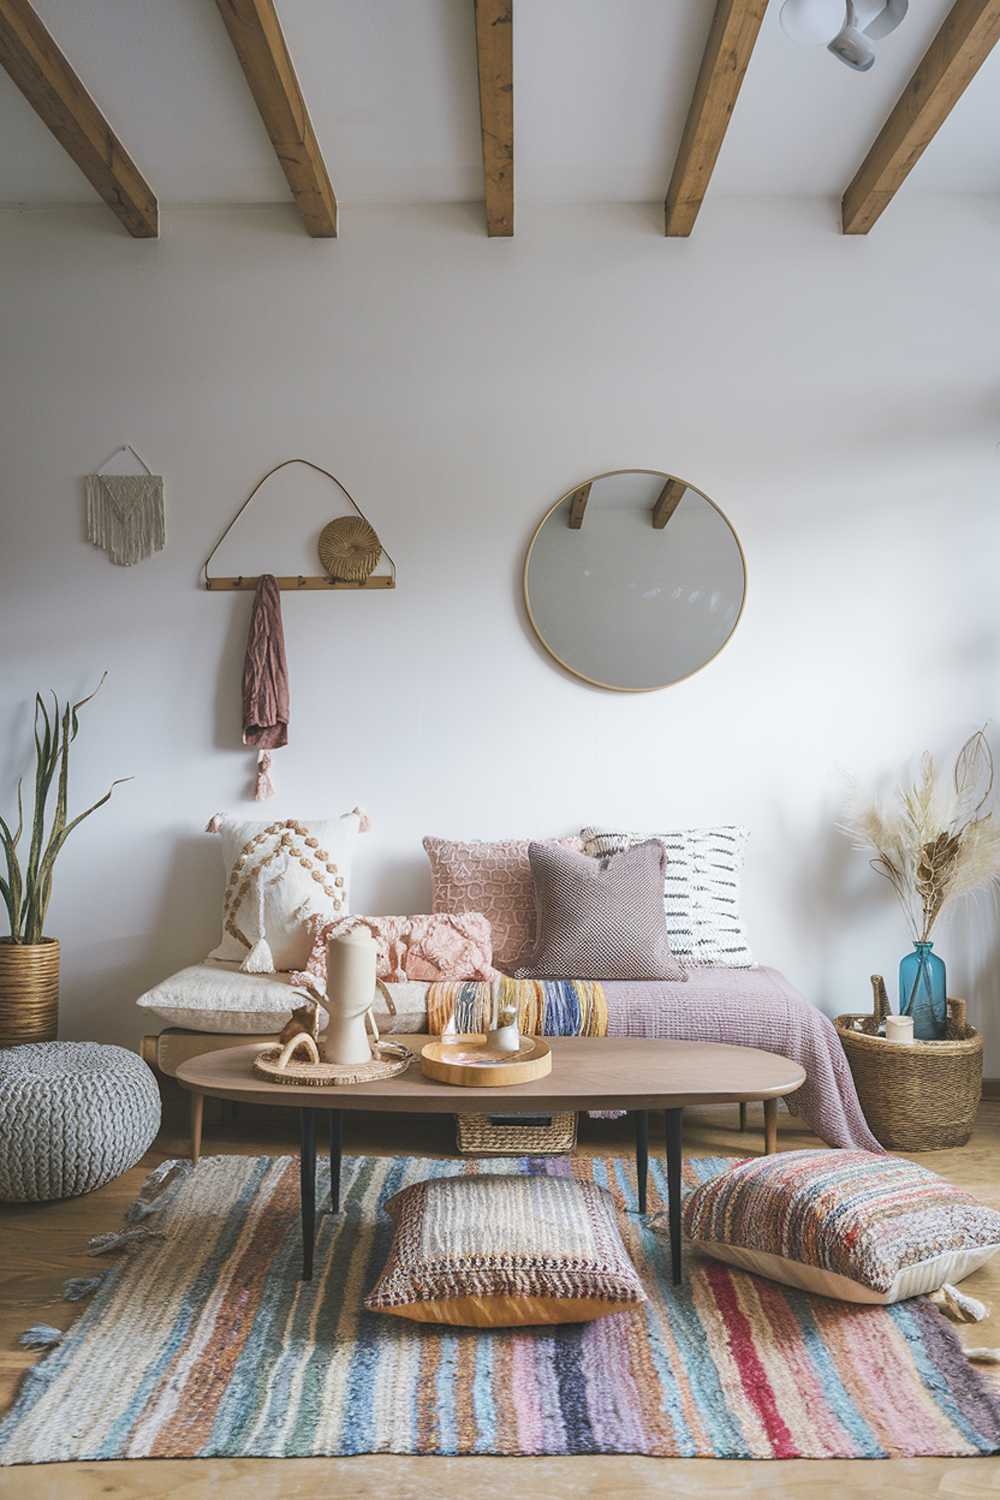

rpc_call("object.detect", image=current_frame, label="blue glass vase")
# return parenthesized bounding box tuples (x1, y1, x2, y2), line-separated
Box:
(898, 941, 947, 1040)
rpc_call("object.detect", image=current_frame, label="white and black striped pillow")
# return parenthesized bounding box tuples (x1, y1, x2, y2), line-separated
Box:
(580, 826, 755, 968)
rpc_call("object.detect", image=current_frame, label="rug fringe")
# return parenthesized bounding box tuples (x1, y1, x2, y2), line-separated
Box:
(63, 1273, 107, 1303)
(18, 1325, 63, 1350)
(931, 1283, 990, 1324)
(90, 1158, 192, 1254)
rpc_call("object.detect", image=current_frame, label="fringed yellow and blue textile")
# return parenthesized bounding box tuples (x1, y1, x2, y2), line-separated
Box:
(426, 977, 607, 1038)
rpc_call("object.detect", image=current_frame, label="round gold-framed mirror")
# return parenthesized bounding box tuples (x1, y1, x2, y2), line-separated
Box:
(523, 468, 746, 692)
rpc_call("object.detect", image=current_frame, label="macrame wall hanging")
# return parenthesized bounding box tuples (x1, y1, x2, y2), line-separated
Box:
(85, 444, 165, 567)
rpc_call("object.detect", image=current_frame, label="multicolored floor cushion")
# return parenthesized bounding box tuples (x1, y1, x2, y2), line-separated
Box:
(365, 1172, 646, 1326)
(683, 1149, 1000, 1303)
(426, 975, 607, 1037)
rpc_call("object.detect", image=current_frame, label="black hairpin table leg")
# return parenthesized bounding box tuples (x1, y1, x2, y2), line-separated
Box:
(634, 1110, 649, 1214)
(665, 1107, 683, 1285)
(328, 1110, 342, 1213)
(299, 1108, 317, 1281)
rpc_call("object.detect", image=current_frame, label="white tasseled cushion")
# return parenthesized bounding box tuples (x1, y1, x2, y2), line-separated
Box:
(0, 1043, 161, 1203)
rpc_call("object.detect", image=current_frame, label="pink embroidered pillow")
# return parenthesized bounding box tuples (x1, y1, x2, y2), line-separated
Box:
(423, 836, 583, 973)
(293, 911, 499, 987)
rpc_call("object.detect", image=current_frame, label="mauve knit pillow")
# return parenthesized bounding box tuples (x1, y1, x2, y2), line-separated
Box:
(519, 840, 687, 982)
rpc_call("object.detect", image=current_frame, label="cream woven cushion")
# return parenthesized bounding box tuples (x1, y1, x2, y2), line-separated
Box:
(683, 1150, 1000, 1304)
(136, 962, 322, 1035)
(366, 1173, 647, 1327)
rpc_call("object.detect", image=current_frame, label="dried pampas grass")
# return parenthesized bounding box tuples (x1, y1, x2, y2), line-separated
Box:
(842, 729, 1000, 943)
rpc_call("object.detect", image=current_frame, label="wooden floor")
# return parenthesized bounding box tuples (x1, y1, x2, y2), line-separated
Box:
(4, 1089, 1000, 1497)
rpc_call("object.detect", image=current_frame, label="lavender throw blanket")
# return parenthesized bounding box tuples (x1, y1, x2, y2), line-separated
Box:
(381, 965, 880, 1152)
(601, 967, 881, 1152)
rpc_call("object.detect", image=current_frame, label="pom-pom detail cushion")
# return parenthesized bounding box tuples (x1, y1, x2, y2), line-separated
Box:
(365, 1173, 647, 1327)
(423, 835, 582, 974)
(580, 825, 754, 967)
(208, 810, 366, 972)
(292, 911, 499, 988)
(683, 1149, 1000, 1303)
(520, 839, 686, 982)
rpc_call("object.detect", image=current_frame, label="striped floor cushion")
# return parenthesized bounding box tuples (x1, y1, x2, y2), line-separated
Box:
(683, 1149, 1000, 1303)
(365, 1173, 646, 1327)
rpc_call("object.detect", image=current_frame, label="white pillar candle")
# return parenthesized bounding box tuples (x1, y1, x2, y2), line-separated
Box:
(885, 1014, 914, 1045)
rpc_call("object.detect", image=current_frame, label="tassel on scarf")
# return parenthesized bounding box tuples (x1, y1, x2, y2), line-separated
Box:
(255, 749, 275, 801)
(931, 1282, 990, 1324)
(19, 1325, 63, 1350)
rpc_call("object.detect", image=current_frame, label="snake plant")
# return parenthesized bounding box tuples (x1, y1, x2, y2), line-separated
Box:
(0, 675, 130, 944)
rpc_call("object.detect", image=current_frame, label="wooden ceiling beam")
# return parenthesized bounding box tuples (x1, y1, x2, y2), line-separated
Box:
(215, 0, 337, 237)
(0, 0, 157, 237)
(664, 0, 769, 238)
(842, 0, 1000, 235)
(474, 0, 514, 237)
(567, 483, 591, 529)
(652, 478, 687, 529)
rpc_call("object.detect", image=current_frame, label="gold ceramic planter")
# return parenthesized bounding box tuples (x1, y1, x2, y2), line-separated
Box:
(0, 938, 59, 1047)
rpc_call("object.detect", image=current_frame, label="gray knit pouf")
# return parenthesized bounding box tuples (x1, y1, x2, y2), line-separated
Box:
(0, 1042, 161, 1202)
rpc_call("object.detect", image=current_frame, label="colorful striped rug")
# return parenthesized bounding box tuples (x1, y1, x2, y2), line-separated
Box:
(2, 1152, 999, 1464)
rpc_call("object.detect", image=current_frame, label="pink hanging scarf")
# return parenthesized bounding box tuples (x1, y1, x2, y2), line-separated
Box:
(242, 573, 289, 799)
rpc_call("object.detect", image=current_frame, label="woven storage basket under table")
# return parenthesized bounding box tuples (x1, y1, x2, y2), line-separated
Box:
(835, 998, 982, 1151)
(456, 1111, 578, 1156)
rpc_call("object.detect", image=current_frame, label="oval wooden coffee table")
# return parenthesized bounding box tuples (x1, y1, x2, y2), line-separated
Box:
(177, 1036, 805, 1286)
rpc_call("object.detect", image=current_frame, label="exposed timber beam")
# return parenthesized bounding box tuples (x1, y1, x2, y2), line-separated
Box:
(0, 0, 157, 237)
(474, 0, 513, 236)
(215, 0, 337, 237)
(567, 483, 591, 529)
(664, 0, 769, 238)
(842, 0, 1000, 235)
(652, 477, 687, 529)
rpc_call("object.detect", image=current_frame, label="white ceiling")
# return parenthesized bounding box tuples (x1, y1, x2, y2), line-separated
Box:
(1, 0, 998, 211)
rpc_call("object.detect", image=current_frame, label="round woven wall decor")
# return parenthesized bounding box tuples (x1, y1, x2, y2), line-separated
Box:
(318, 516, 381, 582)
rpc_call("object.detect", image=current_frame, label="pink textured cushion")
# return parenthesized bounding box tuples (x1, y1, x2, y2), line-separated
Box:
(423, 835, 583, 973)
(294, 911, 499, 987)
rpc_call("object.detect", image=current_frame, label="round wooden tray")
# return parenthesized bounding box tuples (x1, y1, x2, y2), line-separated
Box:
(420, 1034, 552, 1088)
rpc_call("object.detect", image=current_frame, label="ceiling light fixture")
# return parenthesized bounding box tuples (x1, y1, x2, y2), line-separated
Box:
(779, 0, 908, 72)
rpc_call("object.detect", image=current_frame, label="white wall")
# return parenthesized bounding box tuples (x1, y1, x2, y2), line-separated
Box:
(2, 196, 999, 1067)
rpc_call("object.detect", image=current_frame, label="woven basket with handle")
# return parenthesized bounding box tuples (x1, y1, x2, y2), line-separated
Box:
(836, 995, 982, 1151)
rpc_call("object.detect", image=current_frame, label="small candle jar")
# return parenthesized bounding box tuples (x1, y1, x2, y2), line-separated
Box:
(885, 1014, 915, 1045)
(488, 1020, 521, 1053)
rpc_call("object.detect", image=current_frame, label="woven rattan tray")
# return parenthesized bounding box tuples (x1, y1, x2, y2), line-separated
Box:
(253, 1036, 414, 1087)
(836, 998, 982, 1150)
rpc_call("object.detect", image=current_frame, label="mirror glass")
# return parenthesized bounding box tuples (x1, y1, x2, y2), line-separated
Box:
(524, 469, 745, 692)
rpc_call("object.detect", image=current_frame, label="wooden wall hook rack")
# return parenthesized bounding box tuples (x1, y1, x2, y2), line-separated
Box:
(202, 459, 397, 592)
